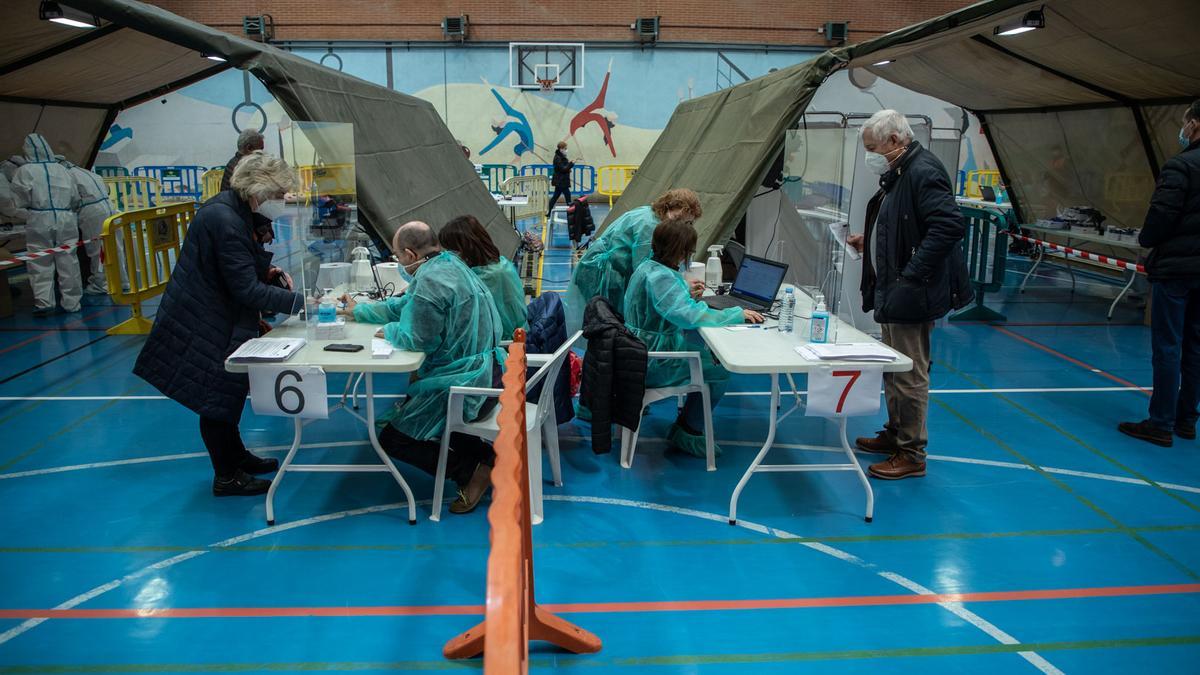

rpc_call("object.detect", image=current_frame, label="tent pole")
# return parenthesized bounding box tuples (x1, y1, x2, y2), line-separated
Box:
(1129, 105, 1162, 179)
(86, 107, 121, 169)
(975, 111, 1024, 225)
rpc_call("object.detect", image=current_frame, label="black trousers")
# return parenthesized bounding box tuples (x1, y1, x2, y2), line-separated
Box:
(548, 185, 571, 215)
(198, 416, 251, 478)
(377, 361, 503, 486)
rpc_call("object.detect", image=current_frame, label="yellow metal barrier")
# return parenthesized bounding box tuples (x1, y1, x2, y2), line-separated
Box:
(596, 164, 639, 207)
(104, 176, 161, 212)
(201, 168, 224, 202)
(101, 202, 194, 335)
(964, 169, 1001, 200)
(298, 163, 356, 197)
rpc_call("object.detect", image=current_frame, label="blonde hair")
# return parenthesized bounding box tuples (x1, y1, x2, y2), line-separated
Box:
(230, 151, 297, 204)
(651, 188, 702, 222)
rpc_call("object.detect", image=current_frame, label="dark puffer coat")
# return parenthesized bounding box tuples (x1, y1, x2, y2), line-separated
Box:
(133, 190, 302, 423)
(525, 291, 574, 425)
(1141, 139, 1200, 282)
(552, 148, 574, 189)
(860, 141, 973, 323)
(579, 297, 647, 454)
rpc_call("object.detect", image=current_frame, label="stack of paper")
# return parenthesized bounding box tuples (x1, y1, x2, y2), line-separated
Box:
(228, 337, 306, 362)
(795, 343, 897, 362)
(371, 338, 394, 359)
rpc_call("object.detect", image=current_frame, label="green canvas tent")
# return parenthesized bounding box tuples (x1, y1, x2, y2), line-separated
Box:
(0, 0, 516, 252)
(608, 0, 1200, 248)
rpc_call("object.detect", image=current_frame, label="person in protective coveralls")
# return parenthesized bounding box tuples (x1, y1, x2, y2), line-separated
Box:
(10, 134, 82, 315)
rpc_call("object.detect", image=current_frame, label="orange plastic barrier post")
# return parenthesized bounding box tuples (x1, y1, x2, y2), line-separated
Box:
(444, 329, 601, 672)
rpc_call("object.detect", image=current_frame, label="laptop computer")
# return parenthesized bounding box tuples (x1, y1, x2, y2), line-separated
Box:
(979, 185, 997, 202)
(704, 254, 789, 311)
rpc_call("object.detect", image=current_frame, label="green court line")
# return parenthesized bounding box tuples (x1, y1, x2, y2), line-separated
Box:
(0, 382, 143, 472)
(5, 522, 1200, 555)
(932, 396, 1200, 582)
(1, 635, 1196, 672)
(939, 356, 1200, 516)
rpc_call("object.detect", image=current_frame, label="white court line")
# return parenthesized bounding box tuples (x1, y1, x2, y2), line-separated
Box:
(0, 386, 1152, 402)
(0, 494, 1061, 673)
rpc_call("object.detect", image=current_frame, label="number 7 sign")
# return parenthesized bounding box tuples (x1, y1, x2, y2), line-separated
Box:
(805, 366, 883, 418)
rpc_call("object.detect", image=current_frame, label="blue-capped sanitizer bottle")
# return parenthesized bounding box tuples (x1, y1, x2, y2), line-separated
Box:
(809, 294, 829, 343)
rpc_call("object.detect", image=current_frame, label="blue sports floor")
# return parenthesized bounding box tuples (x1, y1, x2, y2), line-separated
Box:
(1, 222, 1198, 673)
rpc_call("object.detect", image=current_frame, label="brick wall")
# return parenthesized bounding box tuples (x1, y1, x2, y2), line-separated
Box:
(146, 0, 975, 44)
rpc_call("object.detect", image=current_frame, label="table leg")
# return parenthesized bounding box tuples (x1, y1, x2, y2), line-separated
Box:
(1019, 247, 1043, 293)
(365, 372, 418, 524)
(1109, 272, 1137, 320)
(265, 417, 304, 526)
(838, 417, 874, 522)
(729, 373, 780, 525)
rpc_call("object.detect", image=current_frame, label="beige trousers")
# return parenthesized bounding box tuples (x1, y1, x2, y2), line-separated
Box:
(880, 322, 933, 459)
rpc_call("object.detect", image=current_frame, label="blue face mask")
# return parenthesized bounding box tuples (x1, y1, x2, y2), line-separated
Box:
(1181, 123, 1194, 149)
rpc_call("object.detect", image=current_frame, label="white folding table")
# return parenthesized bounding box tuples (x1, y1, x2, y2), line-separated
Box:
(226, 320, 426, 525)
(699, 290, 913, 524)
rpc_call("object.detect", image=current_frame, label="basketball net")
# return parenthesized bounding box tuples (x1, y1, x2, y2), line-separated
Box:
(537, 78, 556, 92)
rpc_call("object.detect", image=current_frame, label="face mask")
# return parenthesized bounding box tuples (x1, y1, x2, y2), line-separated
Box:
(864, 151, 891, 175)
(398, 253, 427, 284)
(1180, 123, 1194, 149)
(255, 199, 288, 222)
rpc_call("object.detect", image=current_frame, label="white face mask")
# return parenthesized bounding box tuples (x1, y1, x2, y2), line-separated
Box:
(255, 199, 288, 222)
(864, 151, 891, 175)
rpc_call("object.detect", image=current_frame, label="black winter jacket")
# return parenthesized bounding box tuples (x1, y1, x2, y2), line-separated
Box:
(1141, 140, 1200, 282)
(861, 141, 973, 323)
(133, 190, 302, 423)
(552, 149, 574, 189)
(526, 292, 574, 425)
(567, 197, 594, 243)
(579, 297, 647, 454)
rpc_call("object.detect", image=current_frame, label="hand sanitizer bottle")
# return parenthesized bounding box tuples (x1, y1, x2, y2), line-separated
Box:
(810, 293, 829, 343)
(705, 245, 723, 289)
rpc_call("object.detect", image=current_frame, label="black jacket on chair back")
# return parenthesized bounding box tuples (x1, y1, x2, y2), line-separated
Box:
(1141, 140, 1200, 282)
(133, 190, 301, 424)
(860, 141, 973, 324)
(580, 297, 647, 454)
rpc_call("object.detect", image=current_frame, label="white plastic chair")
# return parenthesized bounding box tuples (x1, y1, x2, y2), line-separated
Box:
(619, 351, 716, 472)
(431, 331, 582, 523)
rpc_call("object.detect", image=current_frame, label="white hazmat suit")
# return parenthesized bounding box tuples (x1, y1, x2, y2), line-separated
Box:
(66, 163, 116, 294)
(11, 134, 81, 313)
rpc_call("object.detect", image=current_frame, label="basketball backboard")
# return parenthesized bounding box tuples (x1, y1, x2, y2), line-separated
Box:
(510, 43, 584, 90)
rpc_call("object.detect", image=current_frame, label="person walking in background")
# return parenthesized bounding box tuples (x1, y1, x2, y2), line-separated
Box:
(219, 129, 265, 193)
(846, 110, 972, 480)
(63, 161, 116, 295)
(548, 142, 574, 217)
(1119, 100, 1200, 447)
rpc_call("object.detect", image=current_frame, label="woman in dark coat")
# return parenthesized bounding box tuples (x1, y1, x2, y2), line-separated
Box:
(134, 152, 303, 496)
(548, 141, 574, 217)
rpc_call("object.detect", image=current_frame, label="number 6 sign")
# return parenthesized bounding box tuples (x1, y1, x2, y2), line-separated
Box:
(248, 365, 329, 419)
(804, 366, 883, 418)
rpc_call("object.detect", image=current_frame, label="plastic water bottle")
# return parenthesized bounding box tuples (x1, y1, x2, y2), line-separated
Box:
(810, 294, 829, 343)
(780, 287, 796, 334)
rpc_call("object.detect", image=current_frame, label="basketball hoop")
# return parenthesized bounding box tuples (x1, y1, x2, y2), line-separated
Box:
(537, 78, 556, 92)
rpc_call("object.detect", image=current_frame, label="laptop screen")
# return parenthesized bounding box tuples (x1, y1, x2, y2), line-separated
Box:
(731, 255, 788, 304)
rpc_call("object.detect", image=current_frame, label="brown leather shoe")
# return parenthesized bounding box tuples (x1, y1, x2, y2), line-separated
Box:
(856, 431, 899, 455)
(449, 463, 492, 514)
(869, 453, 926, 480)
(1118, 420, 1173, 447)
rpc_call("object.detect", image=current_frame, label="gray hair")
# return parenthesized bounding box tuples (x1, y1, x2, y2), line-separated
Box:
(229, 151, 296, 204)
(863, 109, 914, 143)
(393, 221, 440, 255)
(237, 128, 264, 153)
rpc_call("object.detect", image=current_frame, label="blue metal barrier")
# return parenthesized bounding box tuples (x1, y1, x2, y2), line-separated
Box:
(132, 165, 206, 202)
(93, 166, 129, 178)
(519, 164, 596, 195)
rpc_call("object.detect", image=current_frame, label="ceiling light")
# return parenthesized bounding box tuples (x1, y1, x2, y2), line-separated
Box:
(994, 8, 1044, 37)
(873, 59, 894, 66)
(203, 54, 227, 62)
(39, 1, 99, 29)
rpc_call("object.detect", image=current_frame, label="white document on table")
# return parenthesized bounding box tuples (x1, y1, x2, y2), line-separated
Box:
(829, 222, 861, 261)
(796, 343, 897, 362)
(228, 337, 306, 362)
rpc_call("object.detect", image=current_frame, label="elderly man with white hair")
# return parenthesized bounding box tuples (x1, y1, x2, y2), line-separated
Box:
(847, 110, 972, 480)
(218, 128, 265, 193)
(135, 152, 303, 497)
